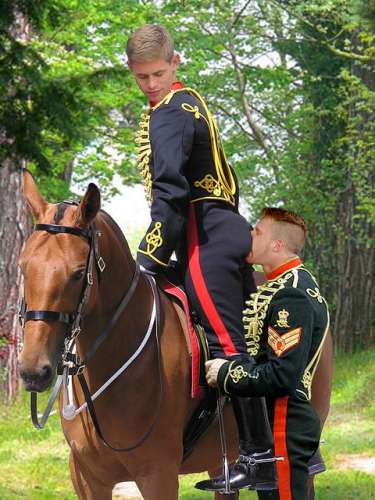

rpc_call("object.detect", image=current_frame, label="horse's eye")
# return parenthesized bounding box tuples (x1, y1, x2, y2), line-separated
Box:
(72, 269, 85, 281)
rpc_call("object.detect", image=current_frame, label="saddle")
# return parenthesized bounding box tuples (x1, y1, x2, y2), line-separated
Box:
(157, 273, 207, 399)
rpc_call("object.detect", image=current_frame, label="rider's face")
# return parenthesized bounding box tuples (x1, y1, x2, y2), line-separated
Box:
(246, 217, 276, 265)
(129, 55, 180, 104)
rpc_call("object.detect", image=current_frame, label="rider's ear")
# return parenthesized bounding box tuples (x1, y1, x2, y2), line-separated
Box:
(75, 183, 101, 226)
(22, 168, 47, 220)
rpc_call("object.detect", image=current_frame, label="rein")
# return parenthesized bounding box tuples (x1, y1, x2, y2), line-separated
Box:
(20, 217, 164, 452)
(75, 275, 163, 452)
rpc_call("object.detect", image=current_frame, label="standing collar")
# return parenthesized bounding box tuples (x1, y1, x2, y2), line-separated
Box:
(149, 81, 184, 107)
(266, 257, 302, 281)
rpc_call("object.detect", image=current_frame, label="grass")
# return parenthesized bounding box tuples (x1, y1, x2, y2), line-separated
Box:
(1, 349, 375, 499)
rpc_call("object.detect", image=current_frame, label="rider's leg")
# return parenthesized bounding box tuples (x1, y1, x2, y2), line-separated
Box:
(182, 203, 277, 491)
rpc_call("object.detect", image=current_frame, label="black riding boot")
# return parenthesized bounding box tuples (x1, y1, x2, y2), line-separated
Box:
(195, 396, 278, 492)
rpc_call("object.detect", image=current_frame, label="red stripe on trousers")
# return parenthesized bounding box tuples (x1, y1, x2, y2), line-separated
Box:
(274, 396, 292, 500)
(187, 204, 238, 356)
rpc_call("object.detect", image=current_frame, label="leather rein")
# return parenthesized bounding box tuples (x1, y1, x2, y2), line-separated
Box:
(19, 214, 163, 452)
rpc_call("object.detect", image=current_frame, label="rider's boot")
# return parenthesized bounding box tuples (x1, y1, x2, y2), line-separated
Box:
(195, 396, 278, 492)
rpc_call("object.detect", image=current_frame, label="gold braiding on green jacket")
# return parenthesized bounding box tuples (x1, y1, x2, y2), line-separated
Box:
(299, 270, 330, 400)
(243, 272, 294, 356)
(135, 111, 152, 204)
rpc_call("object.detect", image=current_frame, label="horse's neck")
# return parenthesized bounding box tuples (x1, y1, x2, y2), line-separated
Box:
(76, 215, 154, 378)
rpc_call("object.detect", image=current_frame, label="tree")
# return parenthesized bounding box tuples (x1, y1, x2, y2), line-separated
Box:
(0, 0, 150, 400)
(273, 0, 375, 351)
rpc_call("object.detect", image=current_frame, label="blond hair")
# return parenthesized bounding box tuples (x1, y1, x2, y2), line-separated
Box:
(261, 207, 307, 254)
(126, 24, 174, 63)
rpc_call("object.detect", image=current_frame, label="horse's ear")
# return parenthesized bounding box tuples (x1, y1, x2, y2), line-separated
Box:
(75, 183, 101, 226)
(22, 168, 47, 219)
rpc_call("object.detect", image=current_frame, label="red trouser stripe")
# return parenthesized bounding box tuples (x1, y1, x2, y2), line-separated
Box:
(187, 205, 238, 356)
(274, 396, 292, 500)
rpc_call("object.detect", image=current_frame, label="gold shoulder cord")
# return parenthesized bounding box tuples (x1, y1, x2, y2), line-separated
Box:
(296, 268, 330, 400)
(157, 87, 237, 206)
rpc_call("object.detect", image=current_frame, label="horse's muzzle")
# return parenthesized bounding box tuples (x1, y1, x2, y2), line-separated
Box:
(19, 364, 53, 392)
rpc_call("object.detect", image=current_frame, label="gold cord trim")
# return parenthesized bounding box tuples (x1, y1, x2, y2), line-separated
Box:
(137, 249, 169, 267)
(243, 272, 293, 356)
(136, 87, 237, 208)
(135, 111, 152, 204)
(145, 222, 163, 254)
(138, 221, 168, 267)
(194, 174, 222, 197)
(293, 267, 330, 400)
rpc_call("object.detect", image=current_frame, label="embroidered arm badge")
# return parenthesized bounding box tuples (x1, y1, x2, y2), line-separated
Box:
(267, 326, 302, 357)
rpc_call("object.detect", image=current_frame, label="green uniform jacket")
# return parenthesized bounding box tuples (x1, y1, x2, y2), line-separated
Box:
(217, 260, 329, 402)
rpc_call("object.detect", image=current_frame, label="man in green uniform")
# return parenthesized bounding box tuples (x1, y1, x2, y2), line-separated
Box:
(200, 207, 330, 499)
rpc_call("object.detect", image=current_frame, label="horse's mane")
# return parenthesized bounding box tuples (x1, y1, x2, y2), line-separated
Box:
(97, 208, 134, 264)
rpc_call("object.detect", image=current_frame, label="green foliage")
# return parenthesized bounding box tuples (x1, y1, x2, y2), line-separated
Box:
(0, 0, 151, 199)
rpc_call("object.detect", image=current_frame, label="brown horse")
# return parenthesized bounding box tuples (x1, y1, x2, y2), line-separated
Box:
(18, 170, 332, 500)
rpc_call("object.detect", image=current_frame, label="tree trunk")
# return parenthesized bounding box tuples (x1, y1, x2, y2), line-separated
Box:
(334, 35, 375, 352)
(0, 161, 32, 401)
(335, 185, 375, 351)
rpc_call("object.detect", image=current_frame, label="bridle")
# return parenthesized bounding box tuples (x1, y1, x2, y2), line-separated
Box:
(19, 220, 106, 345)
(19, 211, 163, 452)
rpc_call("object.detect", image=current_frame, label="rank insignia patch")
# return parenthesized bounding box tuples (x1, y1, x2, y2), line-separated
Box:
(268, 326, 302, 357)
(276, 308, 290, 328)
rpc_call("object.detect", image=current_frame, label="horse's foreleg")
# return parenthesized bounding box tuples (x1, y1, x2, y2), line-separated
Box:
(135, 466, 179, 500)
(69, 451, 112, 500)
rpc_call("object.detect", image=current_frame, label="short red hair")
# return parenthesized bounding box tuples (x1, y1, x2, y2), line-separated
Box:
(261, 207, 307, 233)
(261, 207, 307, 253)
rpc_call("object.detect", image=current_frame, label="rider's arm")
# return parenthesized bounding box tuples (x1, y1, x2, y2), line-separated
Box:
(137, 101, 194, 273)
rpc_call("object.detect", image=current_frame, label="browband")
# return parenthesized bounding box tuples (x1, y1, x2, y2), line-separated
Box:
(35, 224, 90, 240)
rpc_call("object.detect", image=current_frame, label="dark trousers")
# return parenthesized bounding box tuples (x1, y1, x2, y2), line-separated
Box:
(181, 202, 255, 358)
(258, 395, 321, 500)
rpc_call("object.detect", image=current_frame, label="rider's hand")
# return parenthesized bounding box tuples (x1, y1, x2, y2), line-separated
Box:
(205, 359, 229, 387)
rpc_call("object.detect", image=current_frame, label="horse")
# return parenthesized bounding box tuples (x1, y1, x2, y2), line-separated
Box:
(18, 170, 332, 500)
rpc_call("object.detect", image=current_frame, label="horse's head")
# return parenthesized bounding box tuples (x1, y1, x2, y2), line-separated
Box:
(19, 170, 101, 392)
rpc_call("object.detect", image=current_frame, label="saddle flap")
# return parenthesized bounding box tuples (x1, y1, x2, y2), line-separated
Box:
(157, 275, 208, 399)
